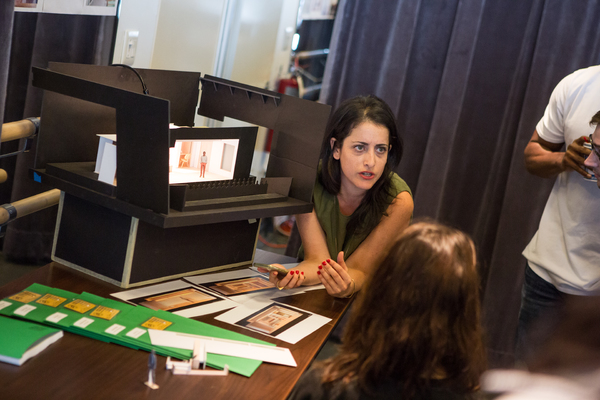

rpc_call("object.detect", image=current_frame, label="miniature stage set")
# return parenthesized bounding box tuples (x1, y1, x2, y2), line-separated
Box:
(30, 62, 331, 288)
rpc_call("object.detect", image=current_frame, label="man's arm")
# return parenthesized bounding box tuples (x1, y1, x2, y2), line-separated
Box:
(524, 129, 590, 178)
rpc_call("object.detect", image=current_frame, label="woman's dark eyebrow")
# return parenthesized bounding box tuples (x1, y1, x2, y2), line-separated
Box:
(349, 141, 389, 147)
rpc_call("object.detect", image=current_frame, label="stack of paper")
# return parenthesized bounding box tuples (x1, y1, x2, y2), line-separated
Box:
(0, 315, 63, 366)
(0, 283, 275, 377)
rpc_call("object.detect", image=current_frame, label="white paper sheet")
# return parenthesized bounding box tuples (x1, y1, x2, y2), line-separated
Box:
(95, 134, 116, 173)
(110, 280, 238, 317)
(97, 142, 117, 185)
(215, 300, 331, 344)
(148, 329, 297, 367)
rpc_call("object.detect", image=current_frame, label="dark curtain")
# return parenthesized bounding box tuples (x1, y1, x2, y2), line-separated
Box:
(320, 0, 600, 368)
(1, 10, 116, 263)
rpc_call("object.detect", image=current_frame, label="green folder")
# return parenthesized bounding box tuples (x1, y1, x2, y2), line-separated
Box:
(110, 305, 191, 359)
(0, 284, 272, 377)
(8, 284, 80, 327)
(0, 283, 59, 318)
(0, 315, 63, 366)
(59, 291, 117, 343)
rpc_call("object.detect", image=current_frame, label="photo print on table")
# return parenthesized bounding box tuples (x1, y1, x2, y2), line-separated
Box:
(128, 287, 220, 312)
(204, 276, 275, 296)
(236, 304, 310, 337)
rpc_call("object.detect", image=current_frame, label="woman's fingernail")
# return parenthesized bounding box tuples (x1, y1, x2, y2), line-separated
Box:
(318, 265, 322, 270)
(301, 271, 304, 275)
(322, 261, 326, 265)
(326, 259, 331, 263)
(317, 271, 321, 275)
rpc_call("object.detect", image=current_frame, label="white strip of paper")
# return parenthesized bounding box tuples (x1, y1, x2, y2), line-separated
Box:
(148, 329, 297, 367)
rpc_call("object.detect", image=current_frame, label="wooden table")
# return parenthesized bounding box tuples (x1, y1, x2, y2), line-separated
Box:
(0, 261, 351, 399)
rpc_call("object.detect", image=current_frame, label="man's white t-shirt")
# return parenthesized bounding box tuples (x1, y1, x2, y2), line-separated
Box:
(522, 65, 600, 295)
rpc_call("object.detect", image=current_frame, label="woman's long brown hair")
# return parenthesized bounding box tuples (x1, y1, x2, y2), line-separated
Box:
(320, 221, 486, 396)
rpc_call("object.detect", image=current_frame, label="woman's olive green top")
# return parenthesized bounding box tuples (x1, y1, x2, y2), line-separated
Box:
(299, 172, 411, 260)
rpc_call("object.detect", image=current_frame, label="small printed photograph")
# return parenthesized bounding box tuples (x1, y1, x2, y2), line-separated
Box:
(205, 276, 275, 296)
(131, 288, 219, 312)
(237, 304, 310, 336)
(15, 0, 38, 8)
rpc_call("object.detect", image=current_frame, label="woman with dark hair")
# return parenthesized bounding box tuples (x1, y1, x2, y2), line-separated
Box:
(288, 221, 487, 400)
(260, 95, 413, 298)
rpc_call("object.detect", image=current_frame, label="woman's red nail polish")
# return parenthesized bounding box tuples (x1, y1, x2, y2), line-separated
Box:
(327, 259, 331, 263)
(322, 261, 326, 265)
(317, 271, 321, 275)
(318, 265, 322, 270)
(294, 270, 298, 275)
(301, 272, 304, 275)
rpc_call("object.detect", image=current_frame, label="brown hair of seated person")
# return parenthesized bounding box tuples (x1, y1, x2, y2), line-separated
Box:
(319, 221, 486, 397)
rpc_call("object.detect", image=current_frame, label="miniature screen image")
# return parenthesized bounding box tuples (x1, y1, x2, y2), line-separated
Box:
(203, 276, 275, 296)
(127, 287, 221, 312)
(169, 139, 239, 184)
(15, 0, 38, 7)
(236, 304, 310, 336)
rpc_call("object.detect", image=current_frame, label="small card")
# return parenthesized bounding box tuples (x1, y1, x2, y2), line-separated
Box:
(46, 312, 69, 323)
(105, 324, 126, 335)
(14, 304, 36, 316)
(90, 306, 120, 321)
(0, 300, 12, 311)
(141, 317, 172, 330)
(126, 328, 146, 339)
(9, 290, 42, 303)
(74, 317, 95, 328)
(64, 299, 96, 314)
(36, 294, 68, 307)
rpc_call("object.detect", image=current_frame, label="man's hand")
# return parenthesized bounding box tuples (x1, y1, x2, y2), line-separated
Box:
(562, 136, 592, 178)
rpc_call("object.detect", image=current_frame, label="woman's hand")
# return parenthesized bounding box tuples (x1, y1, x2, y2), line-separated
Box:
(317, 251, 355, 298)
(257, 264, 305, 290)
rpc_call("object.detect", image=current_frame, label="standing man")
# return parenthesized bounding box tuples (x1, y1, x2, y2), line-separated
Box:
(200, 151, 208, 178)
(518, 65, 600, 364)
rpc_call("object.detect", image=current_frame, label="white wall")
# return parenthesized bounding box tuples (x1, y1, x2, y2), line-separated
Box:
(209, 139, 238, 179)
(151, 0, 227, 74)
(112, 0, 161, 67)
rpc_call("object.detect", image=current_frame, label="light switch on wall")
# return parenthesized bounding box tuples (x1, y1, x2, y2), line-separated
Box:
(122, 30, 139, 66)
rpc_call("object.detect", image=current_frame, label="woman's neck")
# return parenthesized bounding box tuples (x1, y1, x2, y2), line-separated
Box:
(337, 187, 365, 216)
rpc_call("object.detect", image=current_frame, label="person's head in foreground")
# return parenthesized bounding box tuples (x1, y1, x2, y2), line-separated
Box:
(585, 110, 600, 189)
(291, 221, 486, 399)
